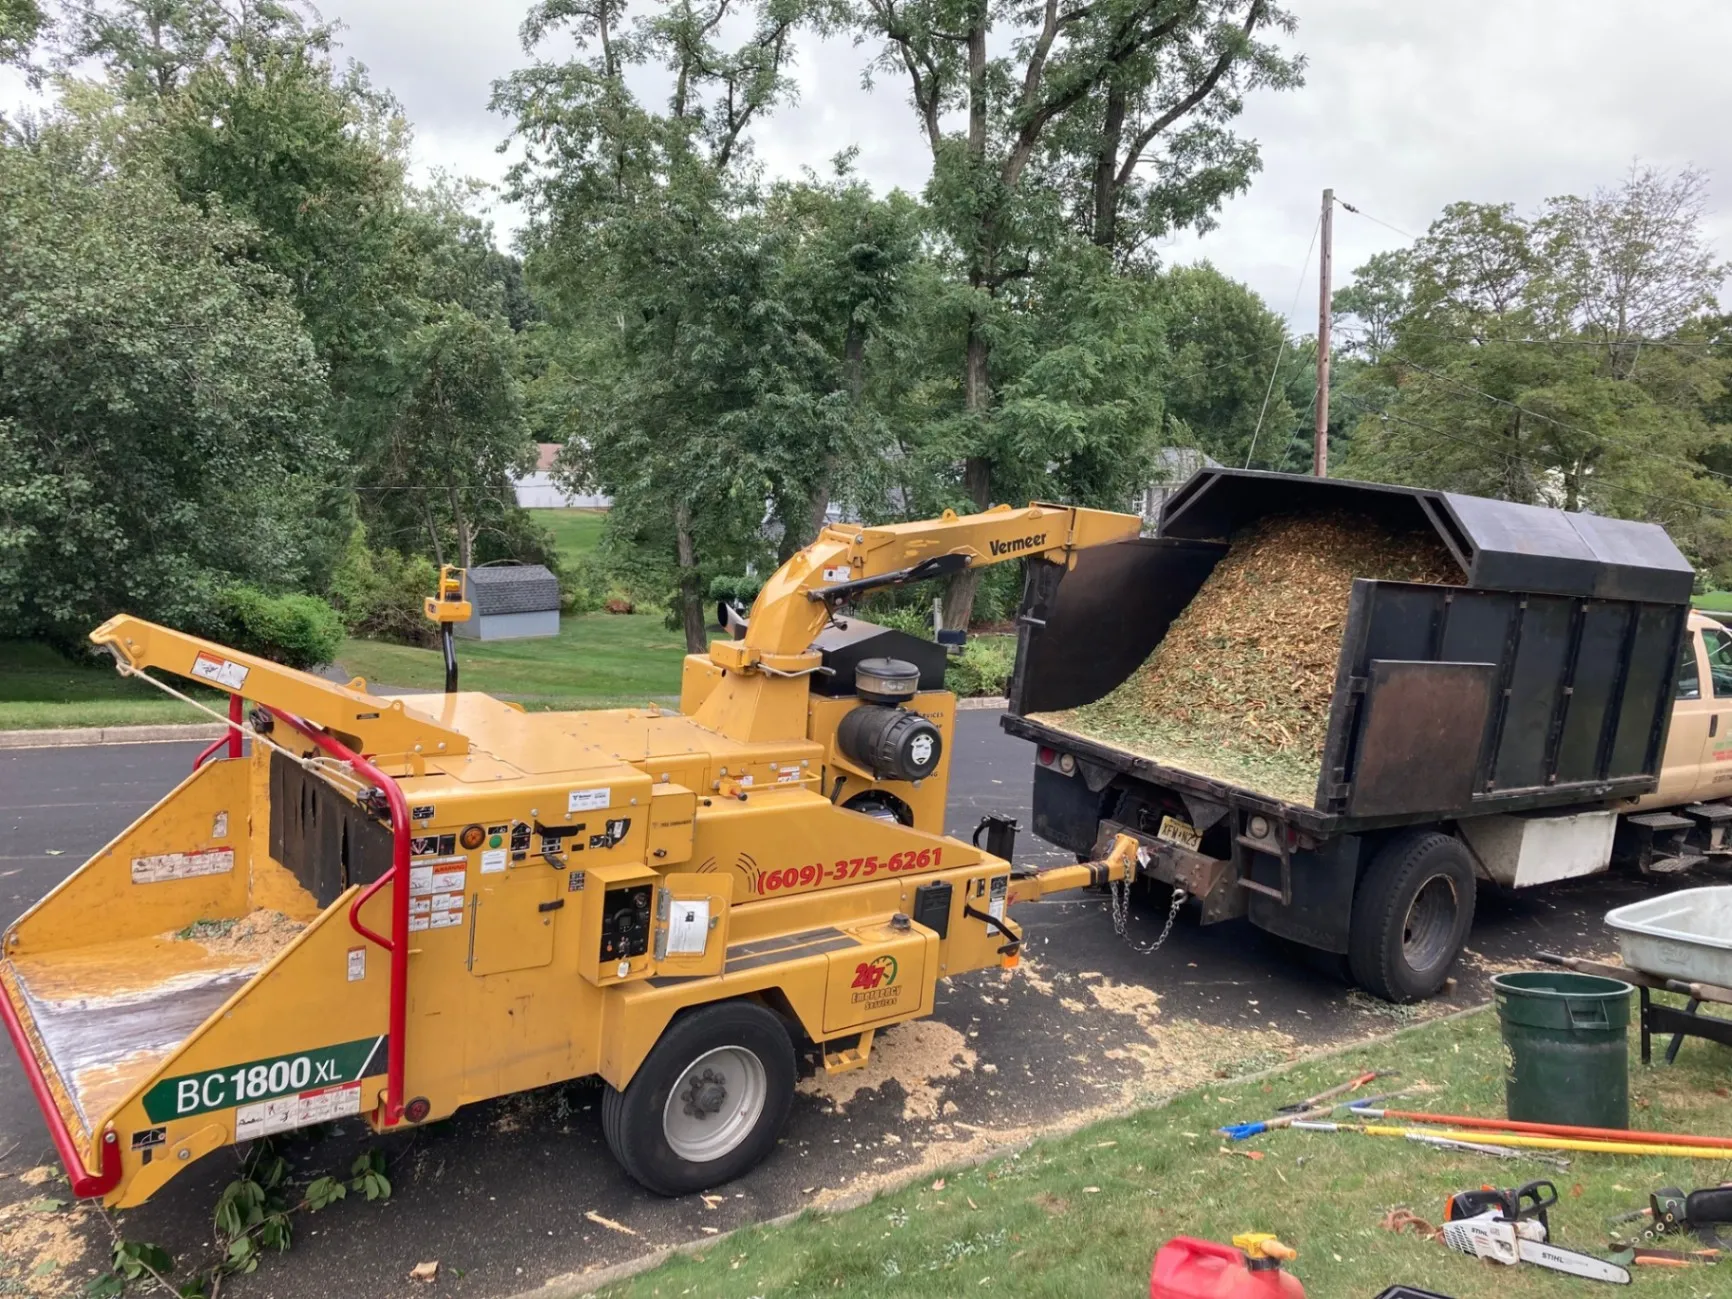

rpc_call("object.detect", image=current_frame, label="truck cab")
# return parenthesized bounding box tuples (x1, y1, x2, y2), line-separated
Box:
(1643, 611, 1732, 808)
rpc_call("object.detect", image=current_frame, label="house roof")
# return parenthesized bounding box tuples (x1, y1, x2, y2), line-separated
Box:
(466, 564, 561, 616)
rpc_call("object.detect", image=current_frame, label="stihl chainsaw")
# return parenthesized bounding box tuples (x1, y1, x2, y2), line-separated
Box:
(1441, 1180, 1630, 1284)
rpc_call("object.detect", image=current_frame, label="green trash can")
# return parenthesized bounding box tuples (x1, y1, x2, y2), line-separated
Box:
(1492, 971, 1633, 1130)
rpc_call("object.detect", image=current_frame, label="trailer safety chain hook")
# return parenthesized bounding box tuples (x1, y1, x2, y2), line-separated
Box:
(1111, 875, 1187, 955)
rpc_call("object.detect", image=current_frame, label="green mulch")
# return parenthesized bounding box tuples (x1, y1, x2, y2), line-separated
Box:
(1033, 512, 1460, 805)
(585, 1003, 1732, 1299)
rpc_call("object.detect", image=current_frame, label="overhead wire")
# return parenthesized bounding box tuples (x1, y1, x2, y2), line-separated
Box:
(1330, 392, 1732, 520)
(1245, 212, 1321, 468)
(1334, 198, 1418, 242)
(1382, 354, 1732, 487)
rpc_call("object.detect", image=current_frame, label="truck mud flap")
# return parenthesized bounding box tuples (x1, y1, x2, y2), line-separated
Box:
(1242, 836, 1365, 954)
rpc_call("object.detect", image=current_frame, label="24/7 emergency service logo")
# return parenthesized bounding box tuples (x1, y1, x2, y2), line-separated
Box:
(851, 955, 898, 990)
(849, 955, 905, 1011)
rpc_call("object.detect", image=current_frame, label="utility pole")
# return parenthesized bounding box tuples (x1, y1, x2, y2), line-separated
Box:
(1315, 187, 1333, 478)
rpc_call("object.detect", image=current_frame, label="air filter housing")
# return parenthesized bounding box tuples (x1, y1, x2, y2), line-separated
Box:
(855, 657, 920, 705)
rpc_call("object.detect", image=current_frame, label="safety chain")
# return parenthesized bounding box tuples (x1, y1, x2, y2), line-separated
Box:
(109, 660, 371, 794)
(1110, 875, 1189, 955)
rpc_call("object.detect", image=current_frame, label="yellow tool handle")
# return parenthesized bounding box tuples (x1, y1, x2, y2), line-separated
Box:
(1368, 1124, 1732, 1159)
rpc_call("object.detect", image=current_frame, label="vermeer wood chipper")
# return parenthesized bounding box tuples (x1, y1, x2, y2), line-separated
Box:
(2, 504, 1144, 1206)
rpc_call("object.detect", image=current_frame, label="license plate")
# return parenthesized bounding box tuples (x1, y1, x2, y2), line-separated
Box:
(1155, 815, 1200, 851)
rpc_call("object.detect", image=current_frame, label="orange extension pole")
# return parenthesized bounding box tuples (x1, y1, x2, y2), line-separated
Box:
(1352, 1108, 1732, 1151)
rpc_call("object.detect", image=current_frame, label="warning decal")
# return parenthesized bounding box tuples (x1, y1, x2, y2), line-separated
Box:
(234, 1081, 363, 1140)
(190, 651, 249, 691)
(132, 847, 235, 885)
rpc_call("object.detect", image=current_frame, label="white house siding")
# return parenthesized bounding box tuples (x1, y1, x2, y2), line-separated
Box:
(515, 473, 611, 509)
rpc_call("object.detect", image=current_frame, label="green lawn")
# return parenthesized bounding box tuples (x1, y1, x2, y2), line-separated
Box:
(1695, 590, 1732, 613)
(0, 641, 226, 730)
(591, 1004, 1732, 1299)
(0, 611, 683, 730)
(531, 507, 608, 567)
(336, 612, 687, 709)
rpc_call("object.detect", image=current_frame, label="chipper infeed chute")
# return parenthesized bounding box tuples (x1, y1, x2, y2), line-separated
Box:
(0, 727, 399, 1204)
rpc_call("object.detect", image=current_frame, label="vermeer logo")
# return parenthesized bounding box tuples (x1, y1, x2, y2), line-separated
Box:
(988, 532, 1046, 557)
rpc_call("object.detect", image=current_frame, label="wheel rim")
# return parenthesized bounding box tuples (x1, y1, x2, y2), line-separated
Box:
(662, 1046, 767, 1164)
(1401, 874, 1459, 973)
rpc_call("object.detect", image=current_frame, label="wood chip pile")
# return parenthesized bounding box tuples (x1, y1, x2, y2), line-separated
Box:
(1032, 512, 1461, 804)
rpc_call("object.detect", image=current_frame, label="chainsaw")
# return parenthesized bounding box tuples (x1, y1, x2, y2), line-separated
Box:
(1441, 1180, 1630, 1284)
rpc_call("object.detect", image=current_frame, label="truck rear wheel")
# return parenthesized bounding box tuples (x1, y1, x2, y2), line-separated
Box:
(1349, 831, 1475, 1003)
(601, 1001, 795, 1196)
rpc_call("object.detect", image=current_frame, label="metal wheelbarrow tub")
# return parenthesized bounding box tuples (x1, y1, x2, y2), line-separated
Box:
(1604, 886, 1732, 988)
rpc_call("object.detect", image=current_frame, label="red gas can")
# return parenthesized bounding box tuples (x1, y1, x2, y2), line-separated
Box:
(1150, 1235, 1307, 1299)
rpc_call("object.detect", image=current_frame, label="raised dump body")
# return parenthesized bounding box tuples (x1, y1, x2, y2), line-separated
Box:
(1004, 470, 1698, 1001)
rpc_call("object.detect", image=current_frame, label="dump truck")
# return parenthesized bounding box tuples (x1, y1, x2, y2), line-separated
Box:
(1005, 469, 1722, 1003)
(2, 503, 1151, 1208)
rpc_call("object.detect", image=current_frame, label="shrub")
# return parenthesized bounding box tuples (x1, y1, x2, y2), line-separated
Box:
(328, 528, 440, 646)
(864, 604, 934, 638)
(212, 585, 344, 670)
(559, 556, 606, 615)
(945, 636, 1016, 698)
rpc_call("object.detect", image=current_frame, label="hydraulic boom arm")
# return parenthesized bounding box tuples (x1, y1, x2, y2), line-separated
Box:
(90, 615, 470, 758)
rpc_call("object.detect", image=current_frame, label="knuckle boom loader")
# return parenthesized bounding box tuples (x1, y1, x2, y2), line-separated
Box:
(2, 504, 1142, 1206)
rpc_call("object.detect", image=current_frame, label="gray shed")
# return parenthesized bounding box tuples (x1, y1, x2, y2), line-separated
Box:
(458, 564, 561, 641)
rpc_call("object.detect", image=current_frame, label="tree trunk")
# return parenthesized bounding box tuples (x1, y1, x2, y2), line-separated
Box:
(941, 455, 993, 633)
(445, 482, 473, 569)
(674, 500, 707, 653)
(941, 3, 997, 637)
(1092, 84, 1126, 249)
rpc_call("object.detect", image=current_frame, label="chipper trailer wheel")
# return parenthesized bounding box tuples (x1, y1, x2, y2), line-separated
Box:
(602, 1001, 796, 1196)
(1348, 830, 1476, 1004)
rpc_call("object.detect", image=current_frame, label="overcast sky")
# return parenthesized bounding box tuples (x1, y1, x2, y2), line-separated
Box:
(9, 1, 1731, 325)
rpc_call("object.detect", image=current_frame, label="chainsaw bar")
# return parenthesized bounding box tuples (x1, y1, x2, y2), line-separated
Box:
(1442, 1214, 1631, 1284)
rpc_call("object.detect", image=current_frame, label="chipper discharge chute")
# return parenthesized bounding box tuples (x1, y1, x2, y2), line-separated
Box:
(4, 501, 1146, 1207)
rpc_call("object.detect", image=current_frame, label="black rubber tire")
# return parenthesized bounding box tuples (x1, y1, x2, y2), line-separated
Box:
(1348, 830, 1476, 1003)
(601, 1001, 795, 1196)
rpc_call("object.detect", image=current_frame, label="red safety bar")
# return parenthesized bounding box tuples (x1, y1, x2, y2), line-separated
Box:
(192, 694, 246, 770)
(0, 980, 123, 1197)
(264, 707, 410, 1126)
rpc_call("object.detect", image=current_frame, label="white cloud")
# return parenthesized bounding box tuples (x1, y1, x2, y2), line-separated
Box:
(9, 0, 1732, 323)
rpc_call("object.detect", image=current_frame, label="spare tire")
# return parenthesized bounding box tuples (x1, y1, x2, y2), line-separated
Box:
(1348, 830, 1475, 1003)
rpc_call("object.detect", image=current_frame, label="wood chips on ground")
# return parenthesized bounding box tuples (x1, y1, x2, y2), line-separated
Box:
(1034, 511, 1459, 804)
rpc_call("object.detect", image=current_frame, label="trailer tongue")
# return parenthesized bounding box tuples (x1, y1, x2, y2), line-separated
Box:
(1006, 469, 1698, 1001)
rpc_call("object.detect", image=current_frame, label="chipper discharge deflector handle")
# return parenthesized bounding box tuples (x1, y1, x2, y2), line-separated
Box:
(2, 501, 1145, 1207)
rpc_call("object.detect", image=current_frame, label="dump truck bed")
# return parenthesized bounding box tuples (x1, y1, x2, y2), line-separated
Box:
(1006, 470, 1692, 838)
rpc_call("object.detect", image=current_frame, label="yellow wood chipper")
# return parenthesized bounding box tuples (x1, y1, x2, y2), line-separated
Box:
(2, 503, 1146, 1206)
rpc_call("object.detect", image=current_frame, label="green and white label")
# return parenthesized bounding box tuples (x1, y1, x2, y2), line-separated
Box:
(142, 1036, 387, 1124)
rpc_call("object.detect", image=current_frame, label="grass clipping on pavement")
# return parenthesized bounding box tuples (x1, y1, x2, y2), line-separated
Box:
(592, 1005, 1732, 1299)
(1033, 512, 1460, 804)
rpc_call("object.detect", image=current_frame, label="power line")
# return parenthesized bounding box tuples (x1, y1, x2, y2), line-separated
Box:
(1335, 198, 1418, 242)
(1333, 323, 1723, 352)
(1386, 354, 1732, 487)
(1333, 393, 1732, 520)
(1246, 212, 1322, 468)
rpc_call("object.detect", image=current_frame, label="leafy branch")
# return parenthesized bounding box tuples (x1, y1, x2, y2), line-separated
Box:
(93, 1145, 392, 1297)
